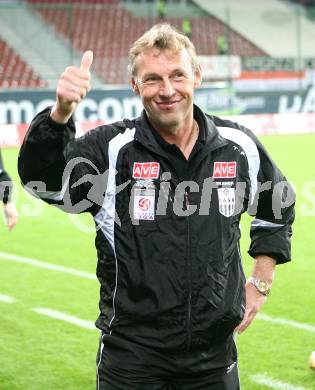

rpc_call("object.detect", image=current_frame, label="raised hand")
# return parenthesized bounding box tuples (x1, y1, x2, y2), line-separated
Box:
(51, 50, 93, 124)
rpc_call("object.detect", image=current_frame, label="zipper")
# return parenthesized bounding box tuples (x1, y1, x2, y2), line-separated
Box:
(135, 132, 198, 350)
(184, 190, 192, 351)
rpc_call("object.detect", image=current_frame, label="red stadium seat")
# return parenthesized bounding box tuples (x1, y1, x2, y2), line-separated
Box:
(0, 37, 47, 89)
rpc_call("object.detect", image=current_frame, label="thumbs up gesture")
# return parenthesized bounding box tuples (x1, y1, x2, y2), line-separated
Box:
(51, 51, 93, 124)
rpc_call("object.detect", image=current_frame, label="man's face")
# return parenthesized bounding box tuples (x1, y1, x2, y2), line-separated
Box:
(132, 48, 201, 132)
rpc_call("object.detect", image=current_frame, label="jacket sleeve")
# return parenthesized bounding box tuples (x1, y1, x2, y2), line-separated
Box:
(18, 107, 110, 215)
(0, 172, 13, 205)
(245, 130, 295, 264)
(0, 149, 13, 204)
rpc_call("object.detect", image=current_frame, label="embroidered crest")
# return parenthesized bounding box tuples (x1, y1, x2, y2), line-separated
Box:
(133, 188, 155, 220)
(217, 187, 235, 217)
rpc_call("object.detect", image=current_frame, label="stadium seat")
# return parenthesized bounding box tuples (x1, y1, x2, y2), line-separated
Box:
(0, 37, 46, 88)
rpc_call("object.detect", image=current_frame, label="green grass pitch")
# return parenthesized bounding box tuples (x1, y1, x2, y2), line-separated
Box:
(0, 133, 314, 389)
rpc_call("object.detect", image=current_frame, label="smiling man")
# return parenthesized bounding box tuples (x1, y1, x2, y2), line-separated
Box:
(18, 24, 295, 390)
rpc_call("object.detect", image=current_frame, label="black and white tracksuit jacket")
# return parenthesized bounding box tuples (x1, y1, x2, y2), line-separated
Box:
(18, 105, 295, 353)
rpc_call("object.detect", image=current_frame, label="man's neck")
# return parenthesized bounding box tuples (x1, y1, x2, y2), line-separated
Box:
(158, 120, 199, 160)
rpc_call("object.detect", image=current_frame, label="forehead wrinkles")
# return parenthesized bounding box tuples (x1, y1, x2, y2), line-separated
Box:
(135, 48, 193, 77)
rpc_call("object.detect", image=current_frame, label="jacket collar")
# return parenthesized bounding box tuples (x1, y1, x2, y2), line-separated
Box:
(195, 105, 228, 151)
(134, 104, 227, 155)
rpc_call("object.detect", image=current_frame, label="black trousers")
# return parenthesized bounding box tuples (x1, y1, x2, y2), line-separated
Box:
(96, 333, 240, 390)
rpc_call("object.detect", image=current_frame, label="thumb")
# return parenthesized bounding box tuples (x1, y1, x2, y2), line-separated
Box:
(80, 50, 93, 71)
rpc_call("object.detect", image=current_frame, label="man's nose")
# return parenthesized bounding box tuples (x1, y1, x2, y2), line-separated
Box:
(159, 78, 175, 97)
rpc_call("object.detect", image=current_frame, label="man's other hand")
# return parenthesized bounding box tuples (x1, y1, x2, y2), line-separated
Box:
(3, 201, 19, 231)
(236, 281, 267, 334)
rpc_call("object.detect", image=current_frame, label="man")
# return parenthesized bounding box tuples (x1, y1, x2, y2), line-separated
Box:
(18, 24, 295, 390)
(0, 149, 18, 230)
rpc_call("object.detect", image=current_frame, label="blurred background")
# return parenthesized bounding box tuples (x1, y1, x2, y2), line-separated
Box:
(1, 0, 315, 139)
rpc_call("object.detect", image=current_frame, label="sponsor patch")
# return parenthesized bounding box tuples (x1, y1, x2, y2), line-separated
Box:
(217, 187, 235, 217)
(133, 162, 160, 179)
(213, 161, 236, 178)
(133, 188, 155, 220)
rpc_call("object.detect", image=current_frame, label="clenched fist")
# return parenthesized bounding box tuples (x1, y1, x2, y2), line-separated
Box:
(50, 50, 93, 124)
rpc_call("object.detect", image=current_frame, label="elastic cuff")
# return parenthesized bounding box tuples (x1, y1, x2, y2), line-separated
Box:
(47, 108, 74, 131)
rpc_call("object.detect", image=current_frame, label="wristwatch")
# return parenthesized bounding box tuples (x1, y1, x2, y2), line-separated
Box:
(248, 276, 271, 296)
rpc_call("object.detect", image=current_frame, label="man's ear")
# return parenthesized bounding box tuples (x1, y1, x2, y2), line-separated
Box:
(131, 77, 140, 95)
(194, 65, 202, 88)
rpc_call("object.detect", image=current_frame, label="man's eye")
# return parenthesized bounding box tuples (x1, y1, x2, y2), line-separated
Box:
(173, 73, 184, 81)
(144, 77, 159, 84)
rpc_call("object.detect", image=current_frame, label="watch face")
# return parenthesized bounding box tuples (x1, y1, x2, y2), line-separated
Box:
(248, 277, 270, 295)
(258, 281, 269, 292)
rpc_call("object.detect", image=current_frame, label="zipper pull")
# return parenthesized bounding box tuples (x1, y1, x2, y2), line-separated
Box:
(184, 191, 189, 211)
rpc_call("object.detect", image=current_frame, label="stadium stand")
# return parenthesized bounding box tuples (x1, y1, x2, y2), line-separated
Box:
(145, 16, 266, 57)
(0, 37, 47, 88)
(24, 0, 266, 84)
(194, 0, 315, 57)
(5, 0, 309, 87)
(27, 1, 148, 83)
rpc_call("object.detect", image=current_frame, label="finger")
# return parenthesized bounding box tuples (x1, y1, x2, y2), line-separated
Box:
(63, 79, 87, 97)
(80, 50, 93, 72)
(237, 319, 248, 334)
(60, 72, 91, 96)
(61, 70, 91, 87)
(57, 80, 90, 100)
(7, 216, 17, 231)
(237, 310, 257, 334)
(57, 80, 86, 103)
(236, 313, 249, 334)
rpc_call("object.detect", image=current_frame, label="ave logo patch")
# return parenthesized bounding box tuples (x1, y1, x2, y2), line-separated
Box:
(213, 161, 236, 178)
(133, 162, 160, 179)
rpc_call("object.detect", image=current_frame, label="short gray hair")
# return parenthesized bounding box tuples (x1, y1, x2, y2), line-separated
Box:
(128, 23, 198, 76)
